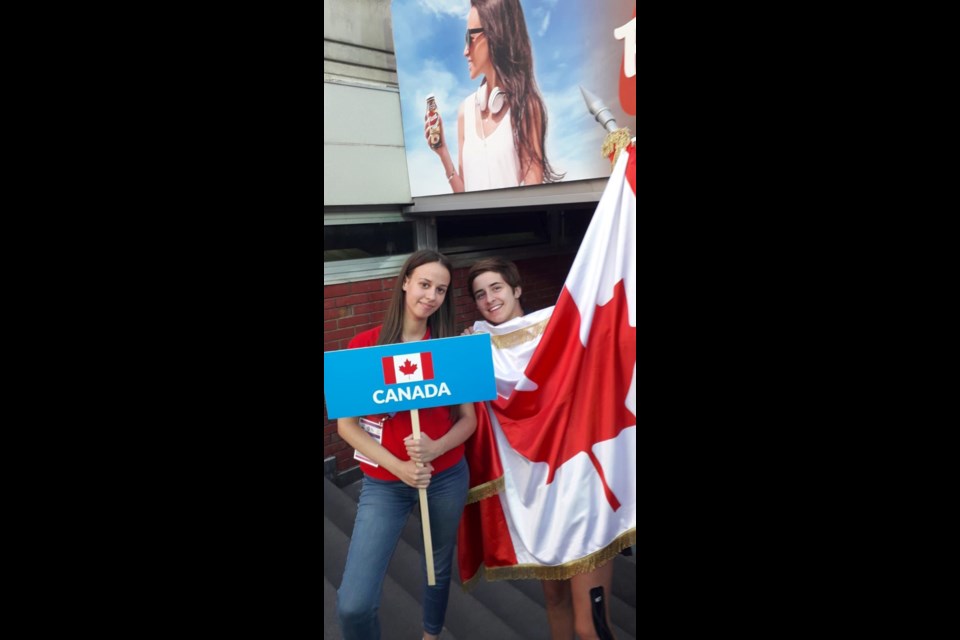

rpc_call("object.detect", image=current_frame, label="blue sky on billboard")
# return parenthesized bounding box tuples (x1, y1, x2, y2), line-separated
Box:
(392, 0, 635, 197)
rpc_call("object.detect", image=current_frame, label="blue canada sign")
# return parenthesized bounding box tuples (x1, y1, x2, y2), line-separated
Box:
(323, 333, 497, 419)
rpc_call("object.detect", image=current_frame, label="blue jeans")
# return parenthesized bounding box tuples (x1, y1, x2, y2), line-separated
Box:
(337, 458, 468, 639)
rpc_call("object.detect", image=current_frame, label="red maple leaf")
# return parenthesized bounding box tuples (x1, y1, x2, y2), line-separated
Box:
(495, 280, 635, 511)
(399, 359, 418, 376)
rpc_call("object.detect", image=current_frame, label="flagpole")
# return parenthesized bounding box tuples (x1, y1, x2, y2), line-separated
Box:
(411, 408, 436, 585)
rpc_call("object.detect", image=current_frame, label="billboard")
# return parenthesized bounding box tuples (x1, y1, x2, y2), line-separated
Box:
(392, 0, 636, 197)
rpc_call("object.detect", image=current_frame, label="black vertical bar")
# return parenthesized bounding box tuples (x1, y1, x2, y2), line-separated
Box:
(589, 586, 615, 640)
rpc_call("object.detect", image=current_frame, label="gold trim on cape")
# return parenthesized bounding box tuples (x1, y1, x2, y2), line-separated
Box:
(465, 476, 504, 505)
(490, 319, 549, 350)
(460, 528, 636, 590)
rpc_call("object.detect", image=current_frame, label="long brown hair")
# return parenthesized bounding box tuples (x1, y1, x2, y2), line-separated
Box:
(376, 250, 456, 346)
(473, 0, 564, 183)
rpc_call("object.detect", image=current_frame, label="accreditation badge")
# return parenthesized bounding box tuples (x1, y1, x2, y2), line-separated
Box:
(353, 417, 386, 467)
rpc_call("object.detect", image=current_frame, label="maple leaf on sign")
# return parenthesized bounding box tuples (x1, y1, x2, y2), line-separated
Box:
(495, 280, 635, 512)
(399, 359, 418, 376)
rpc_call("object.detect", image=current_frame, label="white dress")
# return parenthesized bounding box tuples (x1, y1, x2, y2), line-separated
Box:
(461, 96, 521, 191)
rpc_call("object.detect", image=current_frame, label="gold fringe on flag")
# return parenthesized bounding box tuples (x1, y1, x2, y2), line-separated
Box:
(601, 128, 634, 167)
(460, 566, 486, 592)
(465, 476, 504, 505)
(461, 528, 636, 591)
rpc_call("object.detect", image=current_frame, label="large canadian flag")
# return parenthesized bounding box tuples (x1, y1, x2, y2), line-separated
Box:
(459, 144, 636, 583)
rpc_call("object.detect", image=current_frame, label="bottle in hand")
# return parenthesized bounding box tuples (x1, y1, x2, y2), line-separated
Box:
(426, 94, 442, 149)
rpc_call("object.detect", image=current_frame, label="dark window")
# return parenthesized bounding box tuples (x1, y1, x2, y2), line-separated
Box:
(557, 209, 593, 246)
(437, 212, 550, 255)
(324, 222, 416, 262)
(436, 208, 594, 255)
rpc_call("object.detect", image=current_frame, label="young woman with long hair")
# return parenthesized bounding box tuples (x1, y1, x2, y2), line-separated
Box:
(336, 250, 477, 640)
(426, 0, 564, 192)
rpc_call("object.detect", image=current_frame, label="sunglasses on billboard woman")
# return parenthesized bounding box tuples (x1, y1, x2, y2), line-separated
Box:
(465, 28, 484, 47)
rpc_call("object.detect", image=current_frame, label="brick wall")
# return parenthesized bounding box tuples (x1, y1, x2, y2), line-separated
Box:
(323, 253, 576, 474)
(323, 277, 396, 472)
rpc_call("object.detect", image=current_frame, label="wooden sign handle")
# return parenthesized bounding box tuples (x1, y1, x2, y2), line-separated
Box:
(411, 409, 436, 586)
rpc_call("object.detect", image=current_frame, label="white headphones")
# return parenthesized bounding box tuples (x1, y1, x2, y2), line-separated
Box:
(476, 79, 506, 114)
